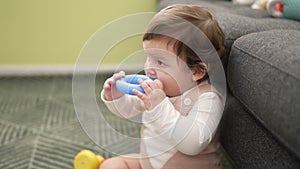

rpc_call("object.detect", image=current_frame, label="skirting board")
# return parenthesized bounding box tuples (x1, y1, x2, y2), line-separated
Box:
(0, 64, 144, 76)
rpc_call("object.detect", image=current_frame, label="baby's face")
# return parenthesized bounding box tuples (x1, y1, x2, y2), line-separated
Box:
(143, 39, 197, 97)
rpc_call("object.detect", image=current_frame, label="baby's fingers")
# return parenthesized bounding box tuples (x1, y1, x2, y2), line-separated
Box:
(103, 82, 111, 90)
(103, 78, 113, 88)
(133, 89, 153, 110)
(138, 79, 152, 94)
(145, 80, 163, 90)
(132, 89, 146, 100)
(153, 79, 163, 89)
(112, 71, 125, 81)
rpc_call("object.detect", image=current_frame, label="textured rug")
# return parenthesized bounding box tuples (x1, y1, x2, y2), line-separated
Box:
(0, 74, 234, 169)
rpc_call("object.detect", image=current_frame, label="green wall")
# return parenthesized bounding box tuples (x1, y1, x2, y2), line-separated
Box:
(0, 0, 156, 65)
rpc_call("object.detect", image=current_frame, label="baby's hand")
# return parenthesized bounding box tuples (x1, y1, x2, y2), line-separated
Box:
(103, 71, 125, 101)
(133, 79, 166, 110)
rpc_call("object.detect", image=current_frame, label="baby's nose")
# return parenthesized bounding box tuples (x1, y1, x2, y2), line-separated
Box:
(145, 68, 156, 79)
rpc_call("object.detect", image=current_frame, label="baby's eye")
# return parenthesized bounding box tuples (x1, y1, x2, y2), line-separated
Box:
(157, 60, 165, 66)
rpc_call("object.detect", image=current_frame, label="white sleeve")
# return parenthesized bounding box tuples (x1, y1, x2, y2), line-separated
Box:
(143, 92, 223, 155)
(100, 89, 145, 118)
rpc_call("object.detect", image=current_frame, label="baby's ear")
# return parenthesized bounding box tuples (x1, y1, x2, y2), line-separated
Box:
(192, 63, 207, 81)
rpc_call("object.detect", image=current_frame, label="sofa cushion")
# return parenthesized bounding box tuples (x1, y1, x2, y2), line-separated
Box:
(215, 12, 300, 48)
(220, 92, 300, 169)
(215, 13, 300, 67)
(158, 0, 270, 18)
(227, 29, 300, 158)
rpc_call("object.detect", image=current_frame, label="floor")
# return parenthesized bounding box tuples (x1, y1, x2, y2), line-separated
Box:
(0, 74, 234, 169)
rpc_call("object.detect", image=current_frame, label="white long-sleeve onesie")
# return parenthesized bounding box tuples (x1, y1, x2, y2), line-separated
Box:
(101, 83, 224, 169)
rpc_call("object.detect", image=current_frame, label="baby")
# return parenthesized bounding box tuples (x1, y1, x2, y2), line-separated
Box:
(101, 4, 226, 169)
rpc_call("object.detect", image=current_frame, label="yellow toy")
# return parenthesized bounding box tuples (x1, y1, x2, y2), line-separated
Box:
(74, 150, 105, 169)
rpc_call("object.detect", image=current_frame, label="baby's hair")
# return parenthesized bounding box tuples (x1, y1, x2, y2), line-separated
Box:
(143, 5, 226, 83)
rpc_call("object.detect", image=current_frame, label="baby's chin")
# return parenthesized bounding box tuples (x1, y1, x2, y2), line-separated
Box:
(165, 88, 182, 97)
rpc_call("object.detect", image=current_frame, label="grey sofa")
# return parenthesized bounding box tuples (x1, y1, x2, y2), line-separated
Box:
(158, 1, 300, 169)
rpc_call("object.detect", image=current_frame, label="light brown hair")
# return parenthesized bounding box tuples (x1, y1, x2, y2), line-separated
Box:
(143, 5, 226, 83)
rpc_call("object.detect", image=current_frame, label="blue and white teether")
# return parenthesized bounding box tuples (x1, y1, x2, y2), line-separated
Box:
(116, 74, 153, 95)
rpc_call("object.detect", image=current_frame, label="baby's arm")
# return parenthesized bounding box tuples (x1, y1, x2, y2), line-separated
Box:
(143, 92, 223, 155)
(172, 92, 223, 154)
(101, 90, 145, 118)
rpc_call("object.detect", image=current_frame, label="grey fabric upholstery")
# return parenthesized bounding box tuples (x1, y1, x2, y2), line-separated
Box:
(215, 13, 300, 55)
(157, 0, 300, 168)
(158, 0, 270, 17)
(228, 29, 300, 161)
(220, 92, 300, 169)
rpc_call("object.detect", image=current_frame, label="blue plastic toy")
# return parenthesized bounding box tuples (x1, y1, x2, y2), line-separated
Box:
(116, 74, 153, 95)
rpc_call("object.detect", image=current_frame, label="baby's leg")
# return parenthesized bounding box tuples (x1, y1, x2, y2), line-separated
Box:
(100, 155, 141, 169)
